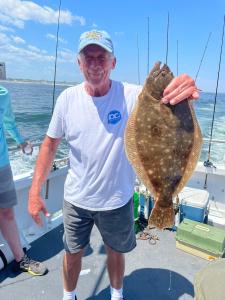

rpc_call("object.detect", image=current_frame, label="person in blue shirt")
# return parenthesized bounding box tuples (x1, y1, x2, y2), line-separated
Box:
(0, 85, 47, 276)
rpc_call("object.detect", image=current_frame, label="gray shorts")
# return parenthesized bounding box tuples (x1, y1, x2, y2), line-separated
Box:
(0, 165, 17, 208)
(63, 198, 136, 253)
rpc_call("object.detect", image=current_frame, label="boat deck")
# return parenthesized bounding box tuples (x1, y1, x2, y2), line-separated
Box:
(0, 223, 211, 300)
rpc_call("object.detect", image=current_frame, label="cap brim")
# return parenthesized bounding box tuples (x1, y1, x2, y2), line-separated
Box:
(78, 40, 113, 53)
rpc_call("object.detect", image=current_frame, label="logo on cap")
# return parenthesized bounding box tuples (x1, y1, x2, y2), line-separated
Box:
(78, 30, 114, 53)
(85, 31, 103, 40)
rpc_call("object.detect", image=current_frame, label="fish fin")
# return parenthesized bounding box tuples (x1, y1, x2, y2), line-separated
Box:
(148, 206, 174, 229)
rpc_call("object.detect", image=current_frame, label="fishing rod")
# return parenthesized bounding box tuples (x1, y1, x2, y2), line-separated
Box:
(203, 16, 225, 189)
(147, 16, 150, 75)
(194, 32, 212, 83)
(50, 0, 62, 172)
(137, 33, 140, 84)
(176, 40, 179, 76)
(165, 12, 169, 65)
(51, 0, 62, 115)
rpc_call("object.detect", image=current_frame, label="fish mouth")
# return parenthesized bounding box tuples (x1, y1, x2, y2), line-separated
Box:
(147, 61, 174, 100)
(151, 61, 163, 78)
(151, 61, 171, 80)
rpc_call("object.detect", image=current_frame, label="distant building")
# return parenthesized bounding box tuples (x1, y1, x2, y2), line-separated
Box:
(0, 62, 6, 80)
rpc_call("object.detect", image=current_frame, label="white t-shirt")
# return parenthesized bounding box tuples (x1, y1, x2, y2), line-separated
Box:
(47, 80, 142, 210)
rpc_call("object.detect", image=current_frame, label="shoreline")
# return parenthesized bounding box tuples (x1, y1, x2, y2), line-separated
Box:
(0, 79, 76, 86)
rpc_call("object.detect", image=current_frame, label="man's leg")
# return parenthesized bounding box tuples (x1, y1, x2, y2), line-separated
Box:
(105, 245, 125, 289)
(95, 199, 136, 300)
(0, 206, 47, 275)
(63, 249, 84, 291)
(0, 207, 24, 261)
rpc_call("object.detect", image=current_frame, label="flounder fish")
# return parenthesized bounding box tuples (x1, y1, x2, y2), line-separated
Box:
(125, 62, 202, 229)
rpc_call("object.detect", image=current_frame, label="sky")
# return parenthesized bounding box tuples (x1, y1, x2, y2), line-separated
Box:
(0, 0, 225, 92)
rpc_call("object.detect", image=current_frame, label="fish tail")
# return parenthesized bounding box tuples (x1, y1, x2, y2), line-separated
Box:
(148, 205, 174, 229)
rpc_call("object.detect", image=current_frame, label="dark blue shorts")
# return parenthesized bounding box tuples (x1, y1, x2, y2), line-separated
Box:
(63, 198, 136, 253)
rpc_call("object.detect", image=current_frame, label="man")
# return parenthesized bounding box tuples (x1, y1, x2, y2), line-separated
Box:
(0, 85, 47, 276)
(28, 30, 199, 300)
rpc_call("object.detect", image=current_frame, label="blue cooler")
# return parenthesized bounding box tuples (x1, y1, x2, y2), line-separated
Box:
(179, 187, 209, 223)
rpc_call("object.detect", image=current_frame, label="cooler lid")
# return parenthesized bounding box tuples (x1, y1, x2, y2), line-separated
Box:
(178, 187, 209, 208)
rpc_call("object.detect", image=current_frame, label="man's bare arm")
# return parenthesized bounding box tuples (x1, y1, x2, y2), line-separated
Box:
(28, 135, 61, 226)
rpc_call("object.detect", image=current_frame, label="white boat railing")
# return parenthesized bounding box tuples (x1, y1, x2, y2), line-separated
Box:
(203, 138, 225, 145)
(7, 138, 225, 152)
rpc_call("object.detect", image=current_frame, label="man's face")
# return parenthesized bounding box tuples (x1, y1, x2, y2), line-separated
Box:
(78, 44, 116, 86)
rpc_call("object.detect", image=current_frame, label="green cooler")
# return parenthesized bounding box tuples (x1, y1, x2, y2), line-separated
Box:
(176, 218, 225, 260)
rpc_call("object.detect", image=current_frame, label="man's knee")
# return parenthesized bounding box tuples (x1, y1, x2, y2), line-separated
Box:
(64, 250, 84, 267)
(105, 244, 124, 259)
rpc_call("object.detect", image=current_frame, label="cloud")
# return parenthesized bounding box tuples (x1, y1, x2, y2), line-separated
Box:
(11, 35, 26, 44)
(0, 43, 55, 62)
(27, 44, 47, 54)
(0, 24, 15, 32)
(0, 1, 82, 80)
(0, 35, 74, 65)
(0, 12, 24, 28)
(0, 32, 11, 44)
(0, 0, 86, 28)
(0, 33, 53, 62)
(58, 48, 75, 63)
(46, 33, 67, 44)
(73, 16, 86, 26)
(27, 45, 41, 52)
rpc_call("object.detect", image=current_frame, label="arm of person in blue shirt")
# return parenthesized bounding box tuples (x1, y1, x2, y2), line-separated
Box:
(2, 88, 32, 154)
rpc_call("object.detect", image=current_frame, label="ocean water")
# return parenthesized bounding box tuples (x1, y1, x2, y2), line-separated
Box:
(1, 81, 225, 176)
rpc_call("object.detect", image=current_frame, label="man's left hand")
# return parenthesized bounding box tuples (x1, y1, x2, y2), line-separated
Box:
(161, 74, 199, 105)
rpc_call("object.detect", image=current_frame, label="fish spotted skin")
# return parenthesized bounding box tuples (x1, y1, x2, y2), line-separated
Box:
(125, 62, 202, 229)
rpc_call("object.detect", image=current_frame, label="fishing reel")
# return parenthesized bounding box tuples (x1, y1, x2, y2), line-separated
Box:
(203, 160, 216, 170)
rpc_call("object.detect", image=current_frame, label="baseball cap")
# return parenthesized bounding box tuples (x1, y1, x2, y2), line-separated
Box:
(78, 30, 114, 53)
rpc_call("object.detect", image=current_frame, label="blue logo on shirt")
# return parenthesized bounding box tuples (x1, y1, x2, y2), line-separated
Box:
(108, 110, 121, 124)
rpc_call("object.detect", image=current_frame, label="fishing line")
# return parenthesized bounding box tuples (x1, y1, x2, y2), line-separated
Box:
(176, 40, 179, 76)
(147, 16, 150, 75)
(50, 0, 62, 172)
(204, 16, 225, 189)
(165, 12, 169, 65)
(194, 32, 212, 83)
(51, 0, 62, 115)
(137, 33, 141, 84)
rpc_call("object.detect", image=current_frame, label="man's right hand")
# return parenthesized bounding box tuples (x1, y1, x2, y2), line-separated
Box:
(27, 136, 60, 226)
(28, 191, 49, 226)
